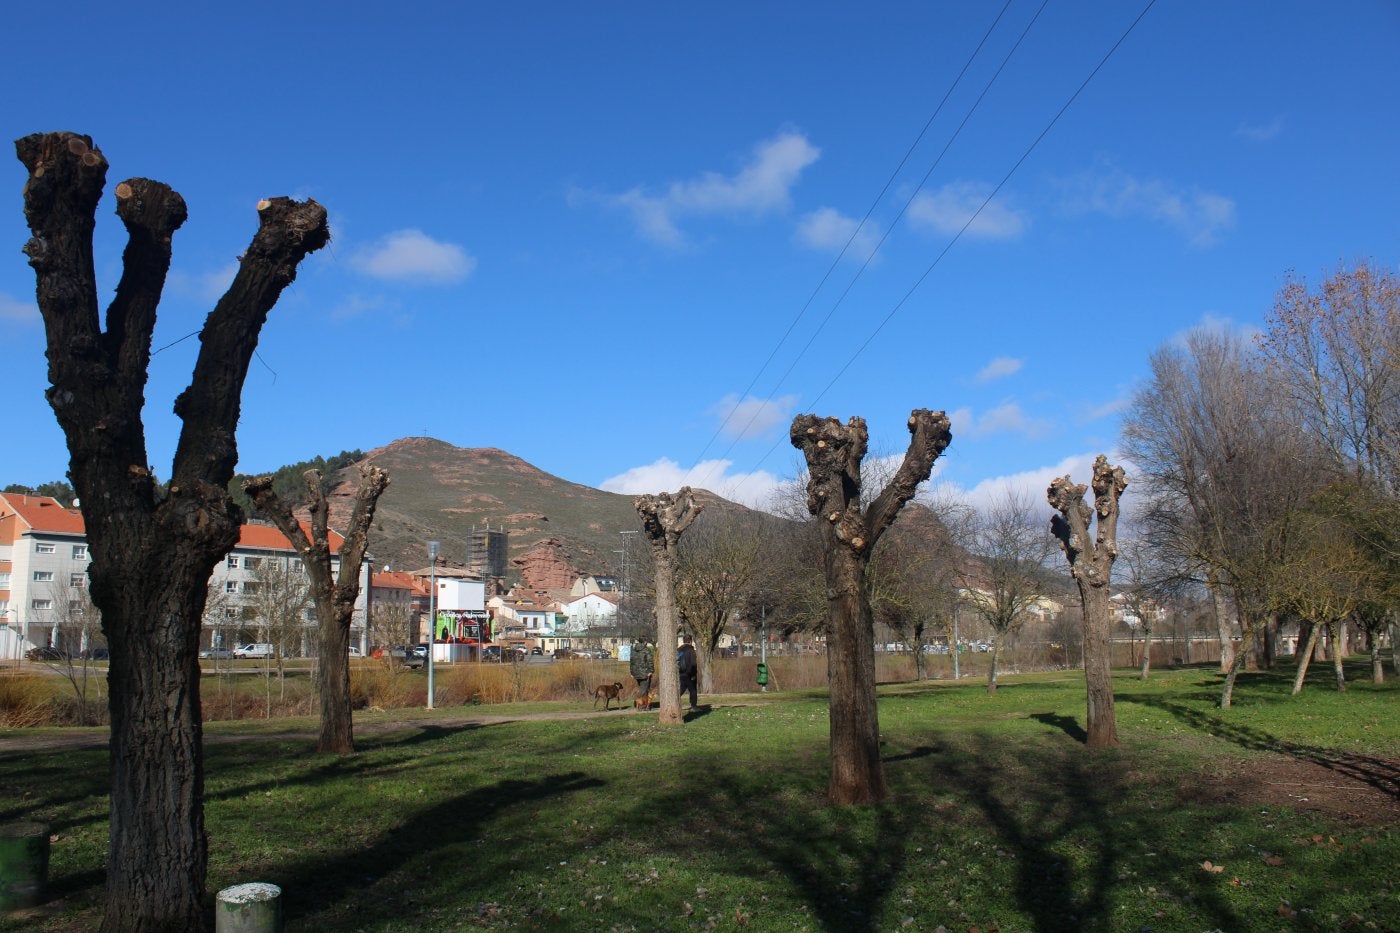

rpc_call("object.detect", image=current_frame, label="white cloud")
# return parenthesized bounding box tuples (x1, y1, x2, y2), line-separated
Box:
(953, 402, 1053, 439)
(0, 292, 39, 323)
(709, 393, 800, 441)
(352, 229, 476, 284)
(1082, 396, 1130, 421)
(600, 457, 784, 511)
(1169, 313, 1262, 348)
(794, 207, 882, 259)
(928, 451, 1104, 515)
(328, 293, 408, 326)
(975, 356, 1023, 383)
(907, 181, 1028, 240)
(592, 132, 820, 247)
(1234, 116, 1284, 141)
(1058, 163, 1236, 248)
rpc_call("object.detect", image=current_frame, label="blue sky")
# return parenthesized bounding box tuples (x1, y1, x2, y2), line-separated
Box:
(3, 1, 1397, 513)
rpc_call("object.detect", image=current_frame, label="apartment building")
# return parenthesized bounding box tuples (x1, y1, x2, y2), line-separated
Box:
(0, 492, 370, 659)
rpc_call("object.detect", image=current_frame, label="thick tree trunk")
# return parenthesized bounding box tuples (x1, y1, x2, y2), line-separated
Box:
(1048, 458, 1126, 748)
(652, 550, 682, 725)
(1220, 626, 1256, 708)
(1209, 578, 1235, 672)
(791, 410, 951, 806)
(1139, 619, 1153, 680)
(15, 131, 329, 931)
(1330, 621, 1347, 692)
(1080, 584, 1118, 747)
(1368, 629, 1384, 684)
(635, 489, 702, 727)
(1291, 621, 1321, 695)
(823, 547, 885, 805)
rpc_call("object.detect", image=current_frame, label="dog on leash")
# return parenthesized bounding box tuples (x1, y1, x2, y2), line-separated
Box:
(634, 690, 652, 711)
(593, 682, 624, 710)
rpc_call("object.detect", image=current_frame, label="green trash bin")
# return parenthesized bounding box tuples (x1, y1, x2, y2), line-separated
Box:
(0, 822, 49, 911)
(756, 663, 769, 687)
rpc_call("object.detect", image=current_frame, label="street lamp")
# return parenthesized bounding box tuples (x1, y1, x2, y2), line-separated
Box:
(427, 540, 440, 710)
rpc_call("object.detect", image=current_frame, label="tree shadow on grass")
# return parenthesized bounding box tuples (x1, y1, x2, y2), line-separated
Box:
(259, 771, 605, 929)
(1030, 712, 1088, 743)
(1118, 692, 1400, 799)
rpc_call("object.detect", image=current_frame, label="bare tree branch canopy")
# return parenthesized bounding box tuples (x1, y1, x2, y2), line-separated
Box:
(791, 409, 951, 805)
(1049, 456, 1128, 748)
(635, 487, 703, 725)
(244, 463, 389, 754)
(16, 131, 329, 931)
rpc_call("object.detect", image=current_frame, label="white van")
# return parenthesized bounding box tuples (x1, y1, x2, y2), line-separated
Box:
(233, 643, 275, 659)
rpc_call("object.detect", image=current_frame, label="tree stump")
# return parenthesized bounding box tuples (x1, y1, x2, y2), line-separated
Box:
(0, 822, 49, 910)
(215, 882, 284, 933)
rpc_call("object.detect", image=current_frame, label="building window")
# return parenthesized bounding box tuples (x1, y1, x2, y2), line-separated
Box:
(242, 582, 261, 595)
(70, 574, 86, 588)
(0, 572, 10, 590)
(226, 556, 240, 569)
(243, 557, 261, 571)
(290, 559, 303, 572)
(72, 545, 88, 560)
(35, 543, 56, 554)
(224, 581, 237, 594)
(32, 599, 53, 610)
(223, 608, 238, 620)
(33, 571, 55, 583)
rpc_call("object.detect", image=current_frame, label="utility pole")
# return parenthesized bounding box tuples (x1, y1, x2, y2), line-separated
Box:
(618, 530, 638, 594)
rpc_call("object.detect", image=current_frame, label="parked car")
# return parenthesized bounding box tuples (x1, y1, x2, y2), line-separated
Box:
(199, 647, 235, 660)
(348, 646, 362, 658)
(389, 645, 426, 667)
(530, 646, 544, 656)
(232, 643, 275, 659)
(551, 648, 574, 660)
(25, 645, 66, 661)
(84, 647, 110, 660)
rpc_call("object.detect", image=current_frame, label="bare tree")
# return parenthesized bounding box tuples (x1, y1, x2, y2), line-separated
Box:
(1049, 456, 1128, 748)
(635, 488, 703, 725)
(1122, 327, 1323, 706)
(45, 578, 105, 724)
(790, 410, 951, 805)
(244, 551, 311, 703)
(1261, 262, 1400, 495)
(16, 131, 328, 930)
(954, 489, 1056, 696)
(675, 517, 770, 693)
(245, 463, 388, 754)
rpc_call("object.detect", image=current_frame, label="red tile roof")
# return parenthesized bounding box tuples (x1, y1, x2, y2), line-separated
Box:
(0, 494, 343, 553)
(0, 494, 87, 536)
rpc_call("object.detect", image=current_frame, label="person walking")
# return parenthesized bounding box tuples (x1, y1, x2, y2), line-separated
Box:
(677, 634, 699, 710)
(629, 638, 654, 699)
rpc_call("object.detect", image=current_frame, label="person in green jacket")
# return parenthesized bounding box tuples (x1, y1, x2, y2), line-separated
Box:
(629, 639, 654, 698)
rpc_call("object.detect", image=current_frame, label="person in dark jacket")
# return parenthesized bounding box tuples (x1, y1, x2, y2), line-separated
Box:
(629, 639, 654, 697)
(677, 635, 699, 710)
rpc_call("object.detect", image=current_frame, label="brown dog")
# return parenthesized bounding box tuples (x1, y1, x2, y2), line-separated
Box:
(593, 682, 624, 710)
(634, 691, 652, 711)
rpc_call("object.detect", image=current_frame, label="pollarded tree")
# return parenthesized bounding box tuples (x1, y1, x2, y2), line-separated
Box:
(245, 462, 389, 754)
(1048, 456, 1128, 748)
(790, 410, 952, 805)
(16, 131, 329, 930)
(635, 488, 703, 725)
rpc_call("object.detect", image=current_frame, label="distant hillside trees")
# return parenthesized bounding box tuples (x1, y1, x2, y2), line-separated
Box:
(231, 449, 365, 517)
(3, 480, 77, 503)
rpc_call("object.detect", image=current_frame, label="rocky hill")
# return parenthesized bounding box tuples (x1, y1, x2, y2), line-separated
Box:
(318, 437, 786, 587)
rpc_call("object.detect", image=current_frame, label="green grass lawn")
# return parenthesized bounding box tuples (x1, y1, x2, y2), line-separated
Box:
(1, 664, 1397, 931)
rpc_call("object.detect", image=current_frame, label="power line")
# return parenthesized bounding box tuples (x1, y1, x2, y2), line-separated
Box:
(730, 0, 1161, 504)
(688, 0, 1017, 482)
(697, 0, 1050, 491)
